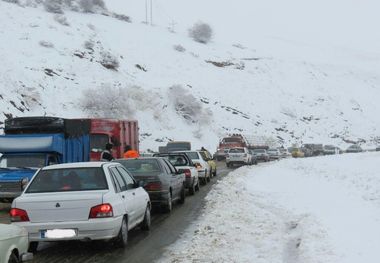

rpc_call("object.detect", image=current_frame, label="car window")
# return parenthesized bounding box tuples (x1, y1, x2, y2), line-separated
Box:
(115, 159, 162, 176)
(116, 166, 135, 190)
(110, 167, 127, 192)
(163, 159, 176, 174)
(109, 171, 121, 193)
(162, 155, 190, 166)
(182, 152, 199, 160)
(26, 167, 108, 193)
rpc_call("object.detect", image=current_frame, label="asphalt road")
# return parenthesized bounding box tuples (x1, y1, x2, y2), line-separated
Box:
(3, 162, 232, 263)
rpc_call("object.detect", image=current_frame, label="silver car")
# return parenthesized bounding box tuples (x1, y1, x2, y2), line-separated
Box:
(10, 162, 151, 252)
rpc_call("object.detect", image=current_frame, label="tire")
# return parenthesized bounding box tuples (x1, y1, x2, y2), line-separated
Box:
(195, 179, 200, 191)
(140, 205, 151, 231)
(213, 169, 217, 177)
(114, 216, 128, 248)
(28, 242, 38, 253)
(179, 186, 185, 204)
(206, 171, 211, 182)
(8, 252, 19, 263)
(189, 179, 196, 195)
(162, 192, 172, 213)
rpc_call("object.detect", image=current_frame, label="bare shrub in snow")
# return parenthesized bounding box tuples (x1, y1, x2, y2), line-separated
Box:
(80, 84, 134, 118)
(2, 0, 19, 4)
(188, 22, 213, 44)
(173, 44, 186, 52)
(79, 0, 106, 13)
(43, 0, 64, 14)
(112, 13, 131, 23)
(39, 40, 54, 48)
(84, 40, 94, 50)
(168, 85, 211, 125)
(54, 14, 70, 26)
(100, 51, 119, 70)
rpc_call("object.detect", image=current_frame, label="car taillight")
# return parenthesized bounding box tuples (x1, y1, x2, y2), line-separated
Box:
(10, 208, 29, 222)
(182, 169, 191, 178)
(89, 203, 113, 218)
(145, 181, 162, 191)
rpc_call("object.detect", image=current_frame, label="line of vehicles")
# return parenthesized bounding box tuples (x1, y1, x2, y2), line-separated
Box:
(214, 134, 371, 164)
(0, 117, 221, 263)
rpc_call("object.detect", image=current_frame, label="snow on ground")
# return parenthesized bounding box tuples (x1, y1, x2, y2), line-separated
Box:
(159, 152, 380, 263)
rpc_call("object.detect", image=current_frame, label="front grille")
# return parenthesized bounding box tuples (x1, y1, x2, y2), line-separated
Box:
(0, 181, 21, 192)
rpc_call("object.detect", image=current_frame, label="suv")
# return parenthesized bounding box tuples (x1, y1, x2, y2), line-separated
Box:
(226, 147, 251, 167)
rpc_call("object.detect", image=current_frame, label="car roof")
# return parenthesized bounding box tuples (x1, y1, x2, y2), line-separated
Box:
(42, 162, 110, 170)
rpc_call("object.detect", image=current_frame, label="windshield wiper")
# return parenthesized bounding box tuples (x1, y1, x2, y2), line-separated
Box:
(0, 167, 11, 170)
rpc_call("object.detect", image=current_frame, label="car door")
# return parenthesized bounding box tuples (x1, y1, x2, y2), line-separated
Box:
(109, 166, 138, 226)
(116, 166, 147, 222)
(162, 159, 182, 199)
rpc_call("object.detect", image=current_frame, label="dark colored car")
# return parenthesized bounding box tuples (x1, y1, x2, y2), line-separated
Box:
(114, 157, 186, 212)
(154, 153, 200, 195)
(346, 144, 363, 153)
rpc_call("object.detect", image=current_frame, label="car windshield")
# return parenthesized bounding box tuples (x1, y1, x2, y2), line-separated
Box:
(160, 155, 190, 166)
(116, 159, 162, 176)
(229, 148, 244, 153)
(0, 154, 45, 168)
(26, 167, 108, 193)
(253, 149, 265, 153)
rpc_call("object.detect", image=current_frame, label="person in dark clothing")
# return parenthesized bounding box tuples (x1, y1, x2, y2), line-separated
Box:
(100, 143, 114, 161)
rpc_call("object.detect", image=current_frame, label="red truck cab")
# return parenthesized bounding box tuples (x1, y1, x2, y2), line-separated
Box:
(214, 134, 247, 161)
(87, 119, 139, 161)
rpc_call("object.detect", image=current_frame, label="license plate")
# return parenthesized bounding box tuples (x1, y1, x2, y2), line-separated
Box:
(41, 229, 77, 239)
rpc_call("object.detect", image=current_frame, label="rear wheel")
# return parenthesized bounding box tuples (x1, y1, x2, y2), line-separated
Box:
(8, 251, 19, 263)
(114, 217, 128, 248)
(179, 186, 186, 204)
(162, 192, 172, 213)
(206, 171, 211, 182)
(140, 206, 151, 231)
(195, 179, 200, 191)
(189, 180, 196, 195)
(28, 242, 38, 253)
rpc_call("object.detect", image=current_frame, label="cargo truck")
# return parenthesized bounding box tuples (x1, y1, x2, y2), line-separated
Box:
(0, 117, 139, 202)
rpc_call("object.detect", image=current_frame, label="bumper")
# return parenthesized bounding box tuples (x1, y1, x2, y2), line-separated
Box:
(185, 177, 195, 188)
(147, 190, 169, 206)
(14, 216, 123, 242)
(197, 169, 207, 178)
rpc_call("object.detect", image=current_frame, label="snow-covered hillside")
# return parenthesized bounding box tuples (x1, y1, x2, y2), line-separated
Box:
(160, 152, 380, 263)
(1, 0, 379, 151)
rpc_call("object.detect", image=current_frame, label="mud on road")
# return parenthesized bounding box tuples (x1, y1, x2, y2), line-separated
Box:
(0, 162, 233, 263)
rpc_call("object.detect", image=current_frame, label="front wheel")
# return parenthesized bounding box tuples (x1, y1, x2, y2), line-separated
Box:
(114, 217, 128, 248)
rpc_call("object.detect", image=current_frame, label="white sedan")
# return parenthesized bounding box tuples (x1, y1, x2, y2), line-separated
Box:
(0, 224, 33, 263)
(10, 162, 151, 252)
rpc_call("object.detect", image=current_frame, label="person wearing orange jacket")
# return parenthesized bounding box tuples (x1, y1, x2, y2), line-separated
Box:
(123, 145, 140, 159)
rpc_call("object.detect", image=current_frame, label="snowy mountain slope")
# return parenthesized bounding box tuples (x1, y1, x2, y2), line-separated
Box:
(0, 0, 380, 151)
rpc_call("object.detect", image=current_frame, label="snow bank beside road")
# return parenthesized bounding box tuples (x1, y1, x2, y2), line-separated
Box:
(159, 153, 380, 263)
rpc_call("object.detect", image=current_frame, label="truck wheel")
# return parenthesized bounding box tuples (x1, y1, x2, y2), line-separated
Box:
(114, 217, 128, 248)
(28, 242, 39, 253)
